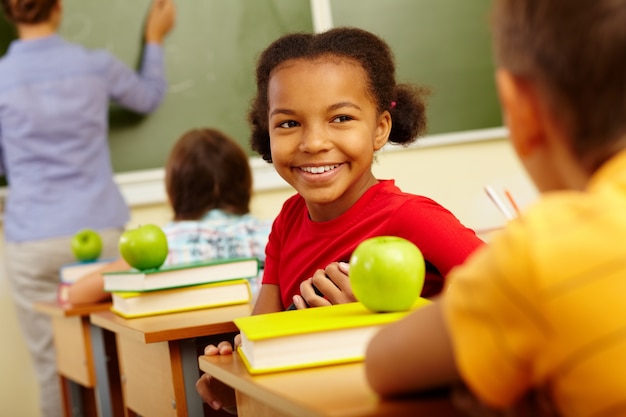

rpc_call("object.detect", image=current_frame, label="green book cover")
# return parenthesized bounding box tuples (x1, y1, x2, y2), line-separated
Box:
(103, 257, 260, 293)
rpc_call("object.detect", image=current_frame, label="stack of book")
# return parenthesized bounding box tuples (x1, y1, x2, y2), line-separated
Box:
(59, 258, 116, 284)
(234, 299, 431, 374)
(102, 257, 260, 318)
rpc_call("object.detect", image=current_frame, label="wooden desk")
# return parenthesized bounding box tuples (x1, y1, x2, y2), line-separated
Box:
(35, 301, 124, 417)
(90, 304, 252, 417)
(199, 354, 466, 417)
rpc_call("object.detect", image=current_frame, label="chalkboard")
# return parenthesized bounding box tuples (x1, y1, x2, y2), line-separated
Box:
(0, 0, 501, 178)
(330, 0, 501, 136)
(59, 0, 313, 173)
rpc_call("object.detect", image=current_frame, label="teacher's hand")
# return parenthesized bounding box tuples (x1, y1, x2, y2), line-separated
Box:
(145, 0, 176, 44)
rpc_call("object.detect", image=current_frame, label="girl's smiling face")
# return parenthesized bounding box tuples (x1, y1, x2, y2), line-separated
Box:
(267, 57, 391, 222)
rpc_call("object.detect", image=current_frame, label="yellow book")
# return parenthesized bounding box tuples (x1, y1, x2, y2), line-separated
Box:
(111, 279, 251, 319)
(234, 299, 430, 374)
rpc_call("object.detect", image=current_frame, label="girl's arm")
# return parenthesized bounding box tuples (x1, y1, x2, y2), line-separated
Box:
(364, 300, 460, 397)
(251, 283, 283, 315)
(65, 258, 130, 305)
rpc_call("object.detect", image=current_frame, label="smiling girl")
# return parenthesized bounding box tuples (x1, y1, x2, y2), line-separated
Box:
(247, 27, 484, 314)
(196, 27, 485, 412)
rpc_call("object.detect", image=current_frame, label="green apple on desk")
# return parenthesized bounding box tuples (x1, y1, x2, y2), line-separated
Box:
(71, 228, 103, 262)
(349, 236, 425, 312)
(119, 224, 169, 271)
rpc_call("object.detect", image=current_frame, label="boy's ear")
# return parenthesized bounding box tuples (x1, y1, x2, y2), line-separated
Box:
(496, 69, 545, 157)
(374, 110, 391, 151)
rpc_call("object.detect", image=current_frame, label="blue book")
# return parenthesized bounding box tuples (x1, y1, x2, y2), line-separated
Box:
(59, 258, 116, 284)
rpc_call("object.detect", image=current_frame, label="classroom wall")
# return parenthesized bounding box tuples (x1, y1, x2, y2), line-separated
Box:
(0, 136, 537, 415)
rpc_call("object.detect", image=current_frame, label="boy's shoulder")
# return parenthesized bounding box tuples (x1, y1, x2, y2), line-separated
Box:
(524, 150, 626, 235)
(501, 186, 626, 268)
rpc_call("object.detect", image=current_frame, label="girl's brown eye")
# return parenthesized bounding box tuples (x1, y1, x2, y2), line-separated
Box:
(332, 115, 352, 123)
(279, 121, 299, 129)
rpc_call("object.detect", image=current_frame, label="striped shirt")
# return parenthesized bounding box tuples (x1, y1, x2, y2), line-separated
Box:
(162, 209, 272, 266)
(443, 150, 626, 416)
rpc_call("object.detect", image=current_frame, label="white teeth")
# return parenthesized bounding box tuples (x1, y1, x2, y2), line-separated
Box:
(300, 164, 339, 174)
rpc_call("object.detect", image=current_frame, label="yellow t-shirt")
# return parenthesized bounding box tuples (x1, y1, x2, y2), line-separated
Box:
(443, 150, 626, 417)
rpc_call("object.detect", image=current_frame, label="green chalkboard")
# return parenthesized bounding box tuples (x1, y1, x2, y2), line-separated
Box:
(58, 0, 313, 173)
(330, 0, 501, 135)
(1, 0, 501, 179)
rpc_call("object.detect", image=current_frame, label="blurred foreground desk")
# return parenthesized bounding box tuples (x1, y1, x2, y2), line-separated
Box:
(199, 354, 466, 417)
(90, 304, 251, 417)
(35, 301, 123, 417)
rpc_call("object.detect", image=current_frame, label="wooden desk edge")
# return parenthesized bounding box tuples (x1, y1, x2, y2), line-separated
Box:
(90, 311, 148, 343)
(90, 304, 250, 344)
(35, 300, 112, 318)
(198, 354, 465, 417)
(198, 354, 321, 417)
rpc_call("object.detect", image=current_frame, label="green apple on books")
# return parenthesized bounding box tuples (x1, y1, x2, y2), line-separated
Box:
(71, 228, 103, 262)
(235, 235, 427, 374)
(119, 224, 169, 271)
(349, 235, 425, 312)
(62, 228, 113, 284)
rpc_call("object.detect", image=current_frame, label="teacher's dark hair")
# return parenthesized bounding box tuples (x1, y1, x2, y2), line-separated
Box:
(1, 0, 57, 24)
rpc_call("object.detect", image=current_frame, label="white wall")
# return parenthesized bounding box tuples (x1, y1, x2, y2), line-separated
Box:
(0, 136, 537, 414)
(374, 138, 538, 235)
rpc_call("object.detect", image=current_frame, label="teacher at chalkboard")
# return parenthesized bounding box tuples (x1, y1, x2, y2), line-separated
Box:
(0, 0, 175, 416)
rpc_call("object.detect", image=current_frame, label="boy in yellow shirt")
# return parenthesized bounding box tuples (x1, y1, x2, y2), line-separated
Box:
(364, 0, 626, 415)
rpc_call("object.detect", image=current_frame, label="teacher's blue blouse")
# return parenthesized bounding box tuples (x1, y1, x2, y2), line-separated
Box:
(0, 34, 166, 242)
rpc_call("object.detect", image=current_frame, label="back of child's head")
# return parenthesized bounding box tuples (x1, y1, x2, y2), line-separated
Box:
(1, 0, 56, 24)
(249, 26, 429, 162)
(492, 0, 626, 170)
(166, 128, 252, 220)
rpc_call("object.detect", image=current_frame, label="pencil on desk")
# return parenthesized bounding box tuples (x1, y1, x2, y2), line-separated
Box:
(484, 185, 516, 221)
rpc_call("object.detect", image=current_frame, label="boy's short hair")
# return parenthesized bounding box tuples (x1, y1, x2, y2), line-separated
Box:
(166, 128, 252, 220)
(492, 0, 626, 168)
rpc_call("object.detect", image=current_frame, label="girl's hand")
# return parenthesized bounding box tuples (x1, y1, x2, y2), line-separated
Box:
(297, 262, 355, 309)
(195, 373, 236, 413)
(202, 334, 242, 356)
(195, 336, 241, 412)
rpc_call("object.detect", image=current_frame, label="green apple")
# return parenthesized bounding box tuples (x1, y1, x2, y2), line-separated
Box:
(119, 224, 169, 271)
(349, 236, 425, 312)
(71, 228, 103, 262)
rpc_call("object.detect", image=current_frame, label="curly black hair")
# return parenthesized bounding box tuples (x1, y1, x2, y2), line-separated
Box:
(248, 27, 429, 163)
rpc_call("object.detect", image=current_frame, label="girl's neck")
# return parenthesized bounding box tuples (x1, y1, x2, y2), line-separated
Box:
(17, 22, 56, 40)
(307, 175, 379, 222)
